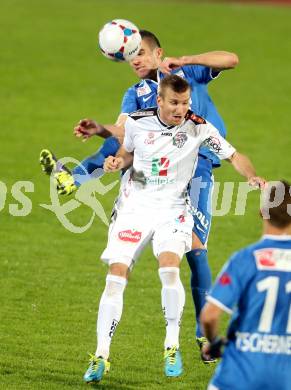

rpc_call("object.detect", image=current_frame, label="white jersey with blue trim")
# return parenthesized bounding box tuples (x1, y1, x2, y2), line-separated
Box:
(208, 235, 291, 390)
(121, 65, 227, 167)
(117, 108, 235, 212)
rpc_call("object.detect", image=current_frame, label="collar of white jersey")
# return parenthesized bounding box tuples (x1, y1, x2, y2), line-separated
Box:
(156, 108, 187, 130)
(262, 234, 291, 240)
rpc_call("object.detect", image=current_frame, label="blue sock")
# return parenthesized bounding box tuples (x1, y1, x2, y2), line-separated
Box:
(72, 137, 120, 186)
(186, 249, 212, 338)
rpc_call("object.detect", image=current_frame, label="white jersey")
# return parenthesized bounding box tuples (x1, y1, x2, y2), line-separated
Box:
(119, 108, 235, 211)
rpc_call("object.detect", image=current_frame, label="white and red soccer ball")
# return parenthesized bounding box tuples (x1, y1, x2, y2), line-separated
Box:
(98, 19, 141, 62)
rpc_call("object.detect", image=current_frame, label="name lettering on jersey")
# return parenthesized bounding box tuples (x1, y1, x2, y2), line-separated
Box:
(254, 248, 291, 272)
(118, 229, 142, 243)
(144, 132, 155, 145)
(161, 132, 173, 136)
(137, 81, 152, 97)
(173, 132, 188, 149)
(236, 332, 291, 355)
(203, 136, 222, 153)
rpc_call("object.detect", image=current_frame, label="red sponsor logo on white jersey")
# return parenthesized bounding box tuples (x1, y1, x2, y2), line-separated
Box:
(257, 249, 275, 267)
(118, 230, 142, 243)
(144, 132, 155, 145)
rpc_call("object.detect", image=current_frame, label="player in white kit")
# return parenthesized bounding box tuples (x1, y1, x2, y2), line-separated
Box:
(83, 75, 265, 383)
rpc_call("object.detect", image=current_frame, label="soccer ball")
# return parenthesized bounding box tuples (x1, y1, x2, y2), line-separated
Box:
(98, 19, 141, 62)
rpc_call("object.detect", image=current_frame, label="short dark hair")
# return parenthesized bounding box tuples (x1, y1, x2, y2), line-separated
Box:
(264, 180, 291, 228)
(159, 74, 190, 97)
(140, 30, 161, 48)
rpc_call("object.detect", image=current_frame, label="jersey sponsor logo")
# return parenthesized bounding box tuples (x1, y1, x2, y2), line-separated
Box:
(254, 248, 291, 271)
(189, 113, 206, 125)
(173, 132, 188, 148)
(161, 132, 173, 136)
(144, 131, 155, 145)
(219, 272, 232, 285)
(131, 110, 155, 117)
(203, 136, 222, 153)
(190, 207, 210, 230)
(118, 229, 142, 243)
(142, 94, 154, 103)
(195, 224, 206, 234)
(137, 82, 152, 97)
(174, 69, 185, 79)
(175, 214, 186, 223)
(151, 157, 170, 176)
(146, 177, 174, 185)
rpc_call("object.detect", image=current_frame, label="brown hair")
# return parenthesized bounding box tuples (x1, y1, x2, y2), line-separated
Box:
(140, 30, 161, 48)
(266, 180, 291, 228)
(159, 74, 190, 98)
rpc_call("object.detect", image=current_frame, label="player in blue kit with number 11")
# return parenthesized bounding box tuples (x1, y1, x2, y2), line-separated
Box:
(201, 180, 291, 390)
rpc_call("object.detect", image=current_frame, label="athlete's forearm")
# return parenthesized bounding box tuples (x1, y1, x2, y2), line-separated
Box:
(229, 152, 257, 180)
(99, 124, 124, 140)
(116, 146, 133, 169)
(200, 303, 221, 341)
(181, 51, 239, 70)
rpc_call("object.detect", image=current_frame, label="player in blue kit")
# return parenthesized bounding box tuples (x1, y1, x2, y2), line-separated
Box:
(200, 180, 291, 390)
(40, 30, 239, 361)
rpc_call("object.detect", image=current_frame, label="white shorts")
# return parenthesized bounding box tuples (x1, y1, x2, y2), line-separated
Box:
(101, 208, 193, 269)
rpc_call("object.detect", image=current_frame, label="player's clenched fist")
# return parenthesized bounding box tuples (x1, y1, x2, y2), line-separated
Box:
(104, 156, 124, 172)
(74, 119, 102, 140)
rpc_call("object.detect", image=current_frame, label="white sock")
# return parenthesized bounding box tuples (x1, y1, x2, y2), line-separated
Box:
(95, 274, 127, 359)
(158, 267, 185, 350)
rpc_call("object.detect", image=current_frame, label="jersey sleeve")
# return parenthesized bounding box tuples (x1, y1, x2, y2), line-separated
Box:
(207, 250, 256, 314)
(123, 116, 136, 152)
(183, 64, 219, 84)
(121, 86, 138, 114)
(199, 121, 236, 160)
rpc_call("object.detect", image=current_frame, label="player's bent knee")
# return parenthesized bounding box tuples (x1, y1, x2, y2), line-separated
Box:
(157, 241, 186, 265)
(108, 262, 129, 278)
(158, 251, 182, 268)
(192, 231, 206, 250)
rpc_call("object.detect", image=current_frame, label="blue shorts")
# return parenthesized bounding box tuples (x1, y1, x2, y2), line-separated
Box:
(188, 156, 213, 245)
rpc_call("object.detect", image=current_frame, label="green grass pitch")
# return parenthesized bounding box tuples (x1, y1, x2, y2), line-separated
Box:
(1, 0, 291, 388)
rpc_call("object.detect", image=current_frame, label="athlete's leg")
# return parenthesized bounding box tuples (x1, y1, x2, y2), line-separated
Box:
(40, 137, 121, 195)
(186, 156, 214, 340)
(72, 136, 120, 186)
(84, 263, 128, 383)
(95, 263, 128, 359)
(158, 252, 184, 377)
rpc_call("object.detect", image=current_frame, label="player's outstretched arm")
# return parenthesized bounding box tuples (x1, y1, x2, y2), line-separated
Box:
(74, 118, 125, 142)
(228, 152, 266, 189)
(159, 51, 239, 74)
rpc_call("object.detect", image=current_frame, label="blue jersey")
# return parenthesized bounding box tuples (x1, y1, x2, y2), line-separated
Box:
(208, 235, 291, 390)
(121, 65, 226, 167)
